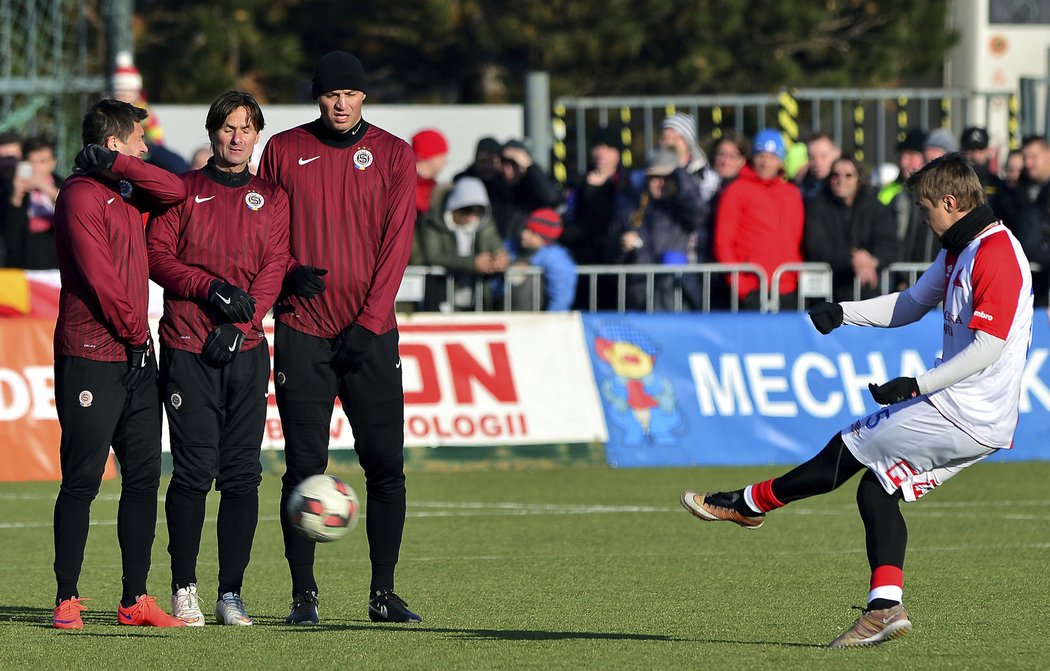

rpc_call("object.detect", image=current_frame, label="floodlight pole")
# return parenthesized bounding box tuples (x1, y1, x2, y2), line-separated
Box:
(105, 0, 134, 79)
(525, 71, 552, 172)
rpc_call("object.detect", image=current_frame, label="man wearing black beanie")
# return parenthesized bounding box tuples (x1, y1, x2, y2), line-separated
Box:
(310, 51, 369, 101)
(259, 51, 420, 625)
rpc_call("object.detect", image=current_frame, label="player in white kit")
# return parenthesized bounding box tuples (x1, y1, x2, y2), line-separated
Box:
(681, 153, 1034, 648)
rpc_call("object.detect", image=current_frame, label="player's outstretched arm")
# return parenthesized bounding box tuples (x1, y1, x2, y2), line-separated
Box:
(839, 291, 932, 328)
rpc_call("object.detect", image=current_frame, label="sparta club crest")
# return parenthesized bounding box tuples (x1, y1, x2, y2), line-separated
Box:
(245, 191, 265, 211)
(353, 147, 374, 171)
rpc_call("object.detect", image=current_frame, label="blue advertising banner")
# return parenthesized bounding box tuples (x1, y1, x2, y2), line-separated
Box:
(581, 312, 1050, 467)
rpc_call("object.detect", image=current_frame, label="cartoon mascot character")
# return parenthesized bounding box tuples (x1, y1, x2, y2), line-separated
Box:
(593, 323, 683, 446)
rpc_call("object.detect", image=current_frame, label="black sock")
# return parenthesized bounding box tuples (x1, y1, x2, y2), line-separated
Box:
(117, 488, 158, 607)
(734, 489, 762, 515)
(56, 593, 78, 607)
(217, 491, 258, 598)
(868, 598, 900, 611)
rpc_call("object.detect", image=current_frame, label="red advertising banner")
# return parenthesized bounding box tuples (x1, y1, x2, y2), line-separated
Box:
(2, 312, 607, 480)
(0, 318, 114, 481)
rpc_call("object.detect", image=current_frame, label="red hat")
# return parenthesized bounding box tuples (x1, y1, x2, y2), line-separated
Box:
(525, 208, 563, 240)
(412, 129, 448, 161)
(111, 52, 142, 94)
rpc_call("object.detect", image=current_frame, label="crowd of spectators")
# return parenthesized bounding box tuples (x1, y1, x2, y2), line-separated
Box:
(404, 117, 1050, 313)
(5, 93, 1050, 313)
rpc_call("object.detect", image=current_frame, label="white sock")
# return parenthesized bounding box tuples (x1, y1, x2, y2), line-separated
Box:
(742, 486, 761, 515)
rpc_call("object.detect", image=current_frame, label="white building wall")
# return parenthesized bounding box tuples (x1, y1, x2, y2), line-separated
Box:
(151, 104, 524, 182)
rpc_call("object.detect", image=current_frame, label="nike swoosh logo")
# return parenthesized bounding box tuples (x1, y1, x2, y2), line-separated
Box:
(228, 343, 238, 352)
(369, 604, 388, 619)
(119, 611, 133, 622)
(298, 156, 320, 165)
(106, 197, 115, 204)
(395, 359, 402, 369)
(195, 195, 215, 203)
(216, 293, 232, 304)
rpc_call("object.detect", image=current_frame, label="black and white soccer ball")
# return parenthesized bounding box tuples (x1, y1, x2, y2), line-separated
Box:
(287, 474, 360, 543)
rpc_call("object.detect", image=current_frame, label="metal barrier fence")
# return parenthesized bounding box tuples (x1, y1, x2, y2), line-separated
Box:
(570, 262, 770, 313)
(400, 261, 1049, 313)
(546, 88, 1018, 185)
(401, 263, 796, 314)
(881, 261, 1047, 304)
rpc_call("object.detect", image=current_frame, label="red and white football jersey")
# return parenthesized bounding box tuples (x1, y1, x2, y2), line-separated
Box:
(907, 223, 1033, 448)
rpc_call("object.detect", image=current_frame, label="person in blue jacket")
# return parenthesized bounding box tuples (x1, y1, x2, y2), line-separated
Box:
(510, 208, 577, 311)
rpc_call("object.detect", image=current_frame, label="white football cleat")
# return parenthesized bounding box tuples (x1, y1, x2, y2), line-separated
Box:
(215, 592, 253, 626)
(171, 584, 206, 627)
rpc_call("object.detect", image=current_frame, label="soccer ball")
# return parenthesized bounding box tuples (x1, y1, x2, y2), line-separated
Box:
(287, 474, 360, 543)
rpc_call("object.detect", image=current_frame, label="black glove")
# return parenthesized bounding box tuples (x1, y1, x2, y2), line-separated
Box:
(808, 302, 844, 335)
(208, 279, 256, 323)
(868, 377, 920, 405)
(74, 144, 118, 174)
(123, 340, 155, 391)
(288, 265, 328, 298)
(200, 324, 245, 368)
(331, 323, 376, 375)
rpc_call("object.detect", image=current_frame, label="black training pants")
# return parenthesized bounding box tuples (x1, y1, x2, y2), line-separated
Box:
(161, 344, 268, 596)
(274, 323, 406, 596)
(53, 355, 162, 603)
(773, 433, 907, 571)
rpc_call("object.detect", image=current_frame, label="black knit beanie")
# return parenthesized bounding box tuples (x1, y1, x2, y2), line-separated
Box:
(311, 51, 369, 98)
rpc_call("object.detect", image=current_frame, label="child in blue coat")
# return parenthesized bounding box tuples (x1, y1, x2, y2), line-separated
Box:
(512, 208, 577, 311)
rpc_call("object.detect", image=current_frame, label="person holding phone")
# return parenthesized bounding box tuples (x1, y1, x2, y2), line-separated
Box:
(5, 135, 62, 268)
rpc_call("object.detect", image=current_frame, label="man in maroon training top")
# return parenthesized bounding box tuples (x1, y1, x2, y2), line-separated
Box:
(147, 91, 290, 627)
(51, 99, 186, 630)
(259, 50, 418, 624)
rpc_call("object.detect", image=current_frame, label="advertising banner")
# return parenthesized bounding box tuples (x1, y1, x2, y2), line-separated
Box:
(6, 308, 1048, 479)
(581, 311, 1050, 467)
(263, 312, 608, 449)
(0, 318, 115, 481)
(1, 312, 607, 480)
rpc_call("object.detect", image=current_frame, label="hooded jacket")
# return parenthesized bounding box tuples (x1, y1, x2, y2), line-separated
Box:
(418, 177, 504, 272)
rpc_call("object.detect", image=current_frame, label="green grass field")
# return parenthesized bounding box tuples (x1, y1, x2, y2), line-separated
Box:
(1, 460, 1049, 670)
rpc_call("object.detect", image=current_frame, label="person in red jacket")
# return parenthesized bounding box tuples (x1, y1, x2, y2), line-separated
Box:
(50, 99, 187, 630)
(411, 128, 448, 221)
(146, 91, 290, 627)
(712, 129, 804, 310)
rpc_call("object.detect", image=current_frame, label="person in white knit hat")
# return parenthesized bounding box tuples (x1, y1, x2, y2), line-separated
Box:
(659, 112, 720, 203)
(110, 52, 163, 144)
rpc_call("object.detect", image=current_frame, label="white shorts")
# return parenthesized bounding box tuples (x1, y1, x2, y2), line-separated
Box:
(840, 396, 997, 502)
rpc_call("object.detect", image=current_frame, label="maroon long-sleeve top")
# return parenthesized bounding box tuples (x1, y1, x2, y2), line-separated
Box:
(53, 153, 186, 362)
(146, 168, 291, 352)
(258, 119, 415, 337)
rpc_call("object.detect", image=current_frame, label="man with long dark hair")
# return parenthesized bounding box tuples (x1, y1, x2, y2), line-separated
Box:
(147, 91, 290, 626)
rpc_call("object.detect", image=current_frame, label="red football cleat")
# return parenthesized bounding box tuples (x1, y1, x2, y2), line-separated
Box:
(53, 597, 88, 630)
(117, 595, 186, 627)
